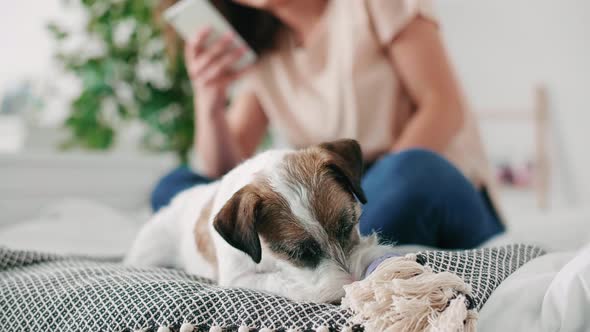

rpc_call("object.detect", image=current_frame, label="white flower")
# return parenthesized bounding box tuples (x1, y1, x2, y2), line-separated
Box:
(159, 103, 182, 123)
(91, 2, 110, 17)
(84, 35, 108, 59)
(135, 59, 172, 89)
(114, 81, 135, 109)
(60, 33, 107, 60)
(113, 19, 137, 48)
(99, 96, 120, 126)
(142, 37, 165, 58)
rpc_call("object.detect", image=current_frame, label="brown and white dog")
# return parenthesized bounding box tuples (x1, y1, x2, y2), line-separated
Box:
(125, 139, 394, 303)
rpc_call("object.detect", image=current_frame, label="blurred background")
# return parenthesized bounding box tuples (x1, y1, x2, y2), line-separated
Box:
(1, 0, 589, 253)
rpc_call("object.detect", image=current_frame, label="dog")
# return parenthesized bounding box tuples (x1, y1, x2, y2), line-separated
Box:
(125, 139, 394, 303)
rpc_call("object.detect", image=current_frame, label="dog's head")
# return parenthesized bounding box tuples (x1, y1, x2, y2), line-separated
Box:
(213, 139, 370, 302)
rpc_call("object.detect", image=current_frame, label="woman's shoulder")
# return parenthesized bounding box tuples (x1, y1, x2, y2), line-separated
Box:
(332, 0, 436, 18)
(330, 0, 438, 46)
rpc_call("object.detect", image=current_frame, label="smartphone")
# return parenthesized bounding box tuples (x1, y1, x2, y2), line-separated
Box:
(163, 0, 257, 71)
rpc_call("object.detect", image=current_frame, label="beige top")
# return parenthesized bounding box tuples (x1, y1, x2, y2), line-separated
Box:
(245, 0, 492, 188)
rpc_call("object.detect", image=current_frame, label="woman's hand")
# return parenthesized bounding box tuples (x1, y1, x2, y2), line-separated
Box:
(184, 27, 267, 178)
(185, 27, 251, 114)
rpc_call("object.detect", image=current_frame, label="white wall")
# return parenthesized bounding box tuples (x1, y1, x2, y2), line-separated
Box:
(435, 0, 590, 206)
(0, 1, 62, 94)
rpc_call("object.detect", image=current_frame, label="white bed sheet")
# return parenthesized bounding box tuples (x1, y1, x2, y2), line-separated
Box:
(479, 244, 590, 331)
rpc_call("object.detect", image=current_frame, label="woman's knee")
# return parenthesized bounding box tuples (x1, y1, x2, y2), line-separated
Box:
(361, 149, 482, 227)
(374, 149, 458, 180)
(360, 149, 503, 248)
(364, 149, 471, 202)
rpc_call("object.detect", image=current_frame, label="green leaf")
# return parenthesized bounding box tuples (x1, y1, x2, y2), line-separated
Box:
(85, 125, 114, 149)
(47, 22, 69, 40)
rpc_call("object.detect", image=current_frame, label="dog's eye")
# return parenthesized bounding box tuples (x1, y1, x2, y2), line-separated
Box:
(295, 240, 322, 268)
(300, 248, 317, 261)
(338, 222, 355, 239)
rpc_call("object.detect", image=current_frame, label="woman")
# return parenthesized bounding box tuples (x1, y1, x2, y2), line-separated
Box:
(152, 0, 504, 249)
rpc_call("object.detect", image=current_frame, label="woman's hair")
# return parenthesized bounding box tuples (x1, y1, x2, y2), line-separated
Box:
(209, 0, 284, 55)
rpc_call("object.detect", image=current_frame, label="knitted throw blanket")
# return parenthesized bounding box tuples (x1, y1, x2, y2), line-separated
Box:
(0, 244, 544, 332)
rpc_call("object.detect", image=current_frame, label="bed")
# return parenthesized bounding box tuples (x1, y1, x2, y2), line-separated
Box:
(2, 152, 590, 331)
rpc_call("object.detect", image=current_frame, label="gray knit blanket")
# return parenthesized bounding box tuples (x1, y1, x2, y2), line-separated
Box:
(0, 244, 544, 331)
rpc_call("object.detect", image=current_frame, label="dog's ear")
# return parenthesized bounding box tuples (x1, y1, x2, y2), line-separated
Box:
(318, 139, 367, 204)
(213, 184, 262, 264)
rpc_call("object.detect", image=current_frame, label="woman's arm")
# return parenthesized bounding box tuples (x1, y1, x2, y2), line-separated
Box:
(388, 17, 465, 153)
(195, 91, 268, 178)
(186, 27, 269, 178)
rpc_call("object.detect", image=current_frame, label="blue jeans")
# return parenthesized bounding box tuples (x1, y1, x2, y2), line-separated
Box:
(150, 149, 504, 249)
